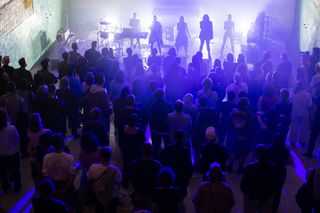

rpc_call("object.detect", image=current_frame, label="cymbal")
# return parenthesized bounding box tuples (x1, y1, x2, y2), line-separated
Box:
(100, 21, 111, 25)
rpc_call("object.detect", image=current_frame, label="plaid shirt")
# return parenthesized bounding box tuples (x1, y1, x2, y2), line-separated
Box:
(193, 181, 235, 213)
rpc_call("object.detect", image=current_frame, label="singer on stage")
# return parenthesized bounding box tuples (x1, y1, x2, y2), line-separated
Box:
(199, 14, 213, 58)
(149, 15, 163, 54)
(221, 14, 235, 56)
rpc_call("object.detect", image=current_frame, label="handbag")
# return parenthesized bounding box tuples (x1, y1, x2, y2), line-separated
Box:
(296, 169, 316, 208)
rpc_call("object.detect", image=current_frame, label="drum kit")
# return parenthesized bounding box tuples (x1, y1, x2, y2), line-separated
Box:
(97, 18, 149, 56)
(97, 20, 112, 48)
(97, 19, 125, 55)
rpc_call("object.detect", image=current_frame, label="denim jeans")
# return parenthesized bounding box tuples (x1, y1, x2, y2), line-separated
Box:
(150, 130, 170, 158)
(0, 152, 21, 192)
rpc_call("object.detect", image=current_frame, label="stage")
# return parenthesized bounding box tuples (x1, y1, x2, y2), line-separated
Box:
(63, 25, 288, 74)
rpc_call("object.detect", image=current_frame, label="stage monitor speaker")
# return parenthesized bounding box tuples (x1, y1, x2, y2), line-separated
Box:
(165, 26, 174, 41)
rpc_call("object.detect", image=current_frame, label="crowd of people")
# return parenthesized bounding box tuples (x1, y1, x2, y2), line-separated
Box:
(0, 42, 320, 213)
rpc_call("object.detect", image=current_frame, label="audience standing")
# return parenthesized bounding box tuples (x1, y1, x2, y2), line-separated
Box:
(42, 134, 76, 203)
(241, 144, 279, 213)
(87, 146, 122, 213)
(32, 178, 68, 213)
(289, 81, 313, 147)
(0, 109, 21, 193)
(193, 162, 235, 213)
(149, 89, 174, 157)
(130, 143, 162, 211)
(1, 33, 319, 213)
(152, 168, 185, 213)
(160, 130, 193, 197)
(199, 127, 228, 178)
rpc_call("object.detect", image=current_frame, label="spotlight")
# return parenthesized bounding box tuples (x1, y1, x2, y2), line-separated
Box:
(238, 21, 251, 37)
(103, 16, 119, 29)
(140, 16, 153, 31)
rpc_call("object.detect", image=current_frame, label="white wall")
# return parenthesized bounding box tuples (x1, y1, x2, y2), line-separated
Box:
(299, 0, 320, 51)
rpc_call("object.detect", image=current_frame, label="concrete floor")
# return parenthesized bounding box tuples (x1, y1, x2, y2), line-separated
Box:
(0, 119, 319, 213)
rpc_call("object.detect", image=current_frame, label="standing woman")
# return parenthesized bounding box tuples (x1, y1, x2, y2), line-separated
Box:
(199, 14, 213, 58)
(220, 14, 235, 57)
(0, 109, 21, 193)
(175, 16, 190, 56)
(289, 81, 312, 147)
(149, 15, 163, 54)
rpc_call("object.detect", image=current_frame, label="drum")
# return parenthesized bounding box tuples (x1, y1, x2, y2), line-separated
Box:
(100, 31, 108, 39)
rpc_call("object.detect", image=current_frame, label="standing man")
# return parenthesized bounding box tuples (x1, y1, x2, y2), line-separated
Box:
(276, 53, 293, 88)
(167, 100, 192, 146)
(149, 88, 173, 157)
(303, 96, 320, 158)
(50, 34, 72, 70)
(0, 56, 15, 81)
(241, 144, 279, 213)
(220, 14, 235, 57)
(129, 12, 141, 52)
(14, 58, 33, 88)
(199, 14, 213, 58)
(149, 15, 163, 55)
(130, 143, 162, 211)
(84, 41, 102, 67)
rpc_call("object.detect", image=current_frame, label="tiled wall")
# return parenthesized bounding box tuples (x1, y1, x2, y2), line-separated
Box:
(0, 0, 66, 68)
(299, 0, 320, 51)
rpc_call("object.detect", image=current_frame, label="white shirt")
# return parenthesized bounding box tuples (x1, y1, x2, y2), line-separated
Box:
(87, 163, 121, 183)
(291, 90, 312, 117)
(226, 82, 248, 97)
(87, 163, 122, 201)
(0, 125, 20, 156)
(42, 152, 75, 181)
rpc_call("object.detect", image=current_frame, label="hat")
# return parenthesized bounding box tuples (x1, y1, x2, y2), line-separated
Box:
(206, 127, 216, 141)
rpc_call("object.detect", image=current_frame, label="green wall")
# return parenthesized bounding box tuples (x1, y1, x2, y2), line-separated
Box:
(0, 0, 66, 68)
(299, 0, 320, 51)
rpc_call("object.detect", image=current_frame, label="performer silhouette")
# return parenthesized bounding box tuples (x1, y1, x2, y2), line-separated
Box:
(175, 16, 190, 56)
(199, 14, 213, 58)
(221, 14, 235, 56)
(129, 12, 141, 52)
(149, 15, 163, 54)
